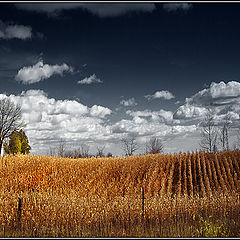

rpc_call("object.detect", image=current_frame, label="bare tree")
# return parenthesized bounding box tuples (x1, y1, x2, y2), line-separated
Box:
(63, 150, 73, 158)
(57, 139, 66, 157)
(48, 146, 56, 156)
(146, 137, 164, 154)
(219, 115, 231, 151)
(63, 143, 90, 158)
(199, 110, 218, 152)
(0, 98, 24, 155)
(120, 135, 139, 156)
(233, 127, 240, 150)
(73, 147, 83, 158)
(96, 145, 105, 157)
(80, 143, 90, 158)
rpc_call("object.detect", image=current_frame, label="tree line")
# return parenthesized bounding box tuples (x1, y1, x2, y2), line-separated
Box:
(50, 136, 164, 158)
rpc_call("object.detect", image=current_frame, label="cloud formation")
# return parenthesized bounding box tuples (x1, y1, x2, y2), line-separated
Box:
(77, 74, 102, 85)
(0, 89, 201, 155)
(0, 20, 32, 40)
(120, 97, 137, 107)
(90, 105, 111, 118)
(163, 3, 192, 12)
(126, 109, 174, 124)
(112, 109, 195, 140)
(0, 90, 112, 155)
(2, 81, 239, 155)
(15, 3, 155, 17)
(145, 90, 175, 100)
(15, 60, 74, 84)
(174, 103, 208, 120)
(174, 81, 240, 122)
(187, 81, 240, 106)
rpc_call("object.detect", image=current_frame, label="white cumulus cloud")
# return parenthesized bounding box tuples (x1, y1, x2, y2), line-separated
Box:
(126, 109, 173, 123)
(0, 90, 112, 155)
(111, 109, 195, 140)
(174, 103, 208, 120)
(90, 105, 112, 118)
(174, 81, 240, 124)
(0, 89, 203, 155)
(3, 81, 239, 155)
(77, 74, 102, 85)
(145, 90, 175, 100)
(0, 20, 32, 40)
(15, 60, 74, 84)
(120, 97, 137, 107)
(188, 81, 240, 106)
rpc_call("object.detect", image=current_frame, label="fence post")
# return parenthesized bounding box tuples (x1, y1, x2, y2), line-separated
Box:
(141, 186, 145, 220)
(17, 197, 22, 229)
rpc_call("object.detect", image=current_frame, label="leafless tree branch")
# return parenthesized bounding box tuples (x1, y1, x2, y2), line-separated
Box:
(120, 135, 139, 156)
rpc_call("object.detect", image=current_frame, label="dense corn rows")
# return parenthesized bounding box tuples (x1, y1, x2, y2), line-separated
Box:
(0, 150, 239, 237)
(1, 150, 239, 197)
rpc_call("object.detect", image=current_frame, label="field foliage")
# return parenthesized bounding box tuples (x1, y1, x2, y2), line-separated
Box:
(0, 150, 240, 237)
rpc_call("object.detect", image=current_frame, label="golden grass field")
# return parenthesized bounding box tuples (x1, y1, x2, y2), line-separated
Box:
(0, 150, 240, 237)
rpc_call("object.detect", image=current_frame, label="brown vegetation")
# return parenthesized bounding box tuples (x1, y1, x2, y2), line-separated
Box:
(0, 150, 240, 237)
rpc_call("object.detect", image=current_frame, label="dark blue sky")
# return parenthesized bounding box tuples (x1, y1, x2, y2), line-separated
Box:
(1, 2, 240, 155)
(1, 3, 240, 104)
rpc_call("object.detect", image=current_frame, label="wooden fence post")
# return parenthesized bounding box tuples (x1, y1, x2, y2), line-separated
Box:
(17, 197, 22, 229)
(141, 186, 145, 220)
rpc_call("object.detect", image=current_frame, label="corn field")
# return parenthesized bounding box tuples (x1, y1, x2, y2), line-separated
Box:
(0, 150, 240, 237)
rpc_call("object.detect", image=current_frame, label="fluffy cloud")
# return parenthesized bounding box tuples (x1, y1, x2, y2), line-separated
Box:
(120, 97, 137, 107)
(3, 81, 239, 156)
(15, 60, 74, 84)
(0, 20, 32, 40)
(174, 103, 208, 120)
(0, 90, 112, 154)
(15, 3, 156, 17)
(0, 89, 201, 155)
(187, 81, 240, 106)
(90, 105, 112, 118)
(111, 111, 195, 140)
(126, 109, 174, 123)
(163, 3, 192, 12)
(111, 118, 170, 136)
(77, 74, 102, 85)
(115, 109, 176, 137)
(145, 90, 175, 100)
(174, 81, 240, 123)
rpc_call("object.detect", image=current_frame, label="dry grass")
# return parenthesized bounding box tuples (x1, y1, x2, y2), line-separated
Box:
(0, 150, 240, 237)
